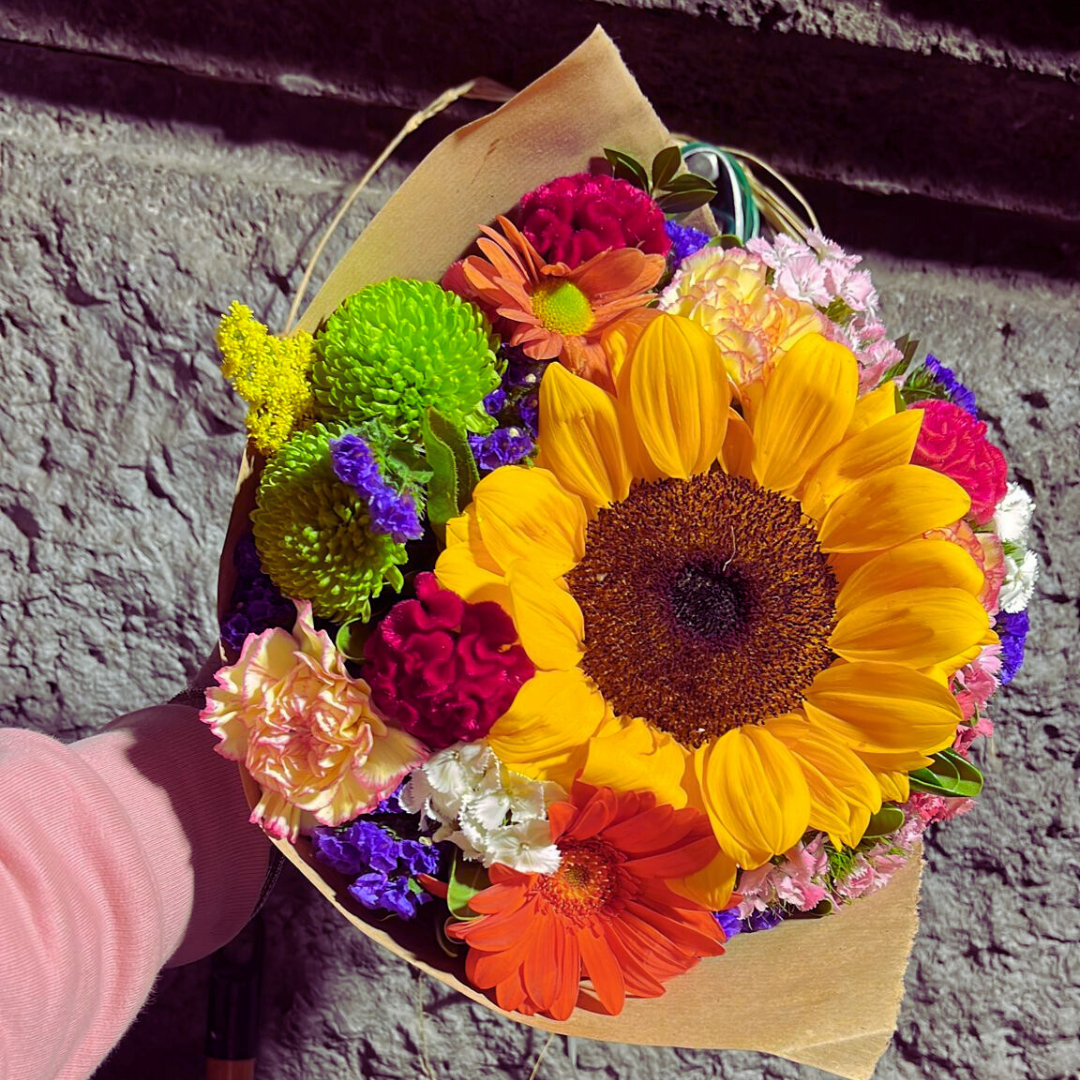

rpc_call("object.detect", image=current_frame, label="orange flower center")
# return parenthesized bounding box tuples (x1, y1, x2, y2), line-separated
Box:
(531, 280, 594, 337)
(537, 838, 624, 921)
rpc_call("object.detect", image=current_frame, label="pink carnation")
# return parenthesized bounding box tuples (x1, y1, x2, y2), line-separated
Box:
(517, 172, 670, 268)
(910, 399, 1008, 523)
(201, 601, 427, 841)
(363, 573, 534, 750)
(953, 643, 1003, 723)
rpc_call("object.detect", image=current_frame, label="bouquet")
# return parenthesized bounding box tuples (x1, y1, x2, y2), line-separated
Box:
(202, 29, 1036, 1079)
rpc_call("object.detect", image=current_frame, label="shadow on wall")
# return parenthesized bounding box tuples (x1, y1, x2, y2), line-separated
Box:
(881, 0, 1080, 49)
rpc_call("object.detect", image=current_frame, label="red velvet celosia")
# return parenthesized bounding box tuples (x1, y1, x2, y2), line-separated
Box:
(448, 783, 726, 1020)
(910, 399, 1007, 524)
(518, 172, 671, 268)
(363, 573, 533, 750)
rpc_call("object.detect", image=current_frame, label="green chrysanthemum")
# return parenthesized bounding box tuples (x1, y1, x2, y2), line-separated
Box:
(312, 278, 500, 443)
(252, 422, 407, 623)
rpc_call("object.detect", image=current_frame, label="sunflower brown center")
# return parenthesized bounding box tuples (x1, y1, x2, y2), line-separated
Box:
(566, 471, 839, 748)
(537, 838, 623, 921)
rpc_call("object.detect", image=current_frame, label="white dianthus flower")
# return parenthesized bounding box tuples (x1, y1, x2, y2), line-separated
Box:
(999, 549, 1039, 613)
(994, 483, 1035, 544)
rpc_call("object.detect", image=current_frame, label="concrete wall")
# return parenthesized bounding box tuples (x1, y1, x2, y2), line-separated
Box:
(0, 3, 1077, 1078)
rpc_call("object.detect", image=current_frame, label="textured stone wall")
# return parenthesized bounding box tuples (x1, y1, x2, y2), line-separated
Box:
(0, 3, 1077, 1079)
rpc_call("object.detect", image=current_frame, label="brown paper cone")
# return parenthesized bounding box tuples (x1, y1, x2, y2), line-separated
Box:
(219, 27, 920, 1079)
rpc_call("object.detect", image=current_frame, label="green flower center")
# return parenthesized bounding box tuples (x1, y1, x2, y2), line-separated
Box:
(531, 280, 594, 337)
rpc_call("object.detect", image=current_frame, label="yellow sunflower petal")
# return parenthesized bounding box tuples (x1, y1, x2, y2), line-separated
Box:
(830, 586, 989, 668)
(626, 313, 730, 479)
(506, 560, 583, 672)
(862, 765, 911, 803)
(845, 381, 898, 436)
(751, 333, 858, 495)
(694, 726, 811, 868)
(835, 538, 985, 617)
(818, 464, 971, 552)
(766, 715, 881, 849)
(800, 409, 924, 522)
(444, 504, 502, 573)
(579, 716, 689, 810)
(486, 668, 606, 789)
(670, 852, 738, 911)
(434, 542, 511, 609)
(803, 661, 960, 759)
(718, 407, 756, 481)
(472, 466, 586, 576)
(535, 361, 630, 511)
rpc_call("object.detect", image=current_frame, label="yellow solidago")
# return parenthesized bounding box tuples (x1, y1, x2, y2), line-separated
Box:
(217, 302, 315, 454)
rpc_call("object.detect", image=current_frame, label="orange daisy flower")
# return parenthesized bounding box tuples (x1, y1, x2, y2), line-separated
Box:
(459, 216, 665, 392)
(447, 783, 726, 1020)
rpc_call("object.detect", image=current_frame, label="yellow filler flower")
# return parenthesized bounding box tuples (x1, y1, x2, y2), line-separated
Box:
(435, 314, 989, 907)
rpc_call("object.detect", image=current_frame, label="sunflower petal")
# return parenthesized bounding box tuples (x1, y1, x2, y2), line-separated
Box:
(835, 538, 985, 616)
(668, 851, 738, 911)
(800, 409, 924, 521)
(506, 560, 583, 671)
(818, 465, 971, 552)
(830, 586, 989, 668)
(694, 726, 811, 869)
(718, 407, 756, 481)
(486, 668, 606, 788)
(803, 662, 961, 759)
(434, 542, 511, 609)
(845, 381, 898, 436)
(536, 362, 630, 510)
(472, 466, 586, 576)
(751, 334, 858, 494)
(580, 717, 690, 810)
(626, 313, 730, 479)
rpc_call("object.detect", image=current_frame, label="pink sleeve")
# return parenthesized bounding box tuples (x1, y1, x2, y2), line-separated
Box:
(0, 706, 270, 1080)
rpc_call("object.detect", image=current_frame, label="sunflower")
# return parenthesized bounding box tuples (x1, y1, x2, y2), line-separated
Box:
(435, 314, 991, 907)
(455, 215, 665, 391)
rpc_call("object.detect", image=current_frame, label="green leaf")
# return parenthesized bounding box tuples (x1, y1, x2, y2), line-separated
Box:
(709, 234, 744, 250)
(908, 749, 984, 799)
(446, 854, 491, 921)
(862, 805, 906, 839)
(661, 173, 716, 195)
(335, 617, 373, 661)
(650, 145, 683, 191)
(824, 297, 855, 326)
(603, 148, 649, 191)
(657, 189, 716, 215)
(421, 407, 480, 541)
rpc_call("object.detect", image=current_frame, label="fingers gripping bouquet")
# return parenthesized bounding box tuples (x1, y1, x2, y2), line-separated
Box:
(203, 29, 1035, 1078)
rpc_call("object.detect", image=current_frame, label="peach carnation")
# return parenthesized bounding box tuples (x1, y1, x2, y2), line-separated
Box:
(202, 600, 427, 840)
(658, 246, 829, 394)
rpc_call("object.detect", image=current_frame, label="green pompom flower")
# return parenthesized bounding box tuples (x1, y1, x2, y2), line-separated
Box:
(312, 278, 500, 443)
(252, 423, 408, 623)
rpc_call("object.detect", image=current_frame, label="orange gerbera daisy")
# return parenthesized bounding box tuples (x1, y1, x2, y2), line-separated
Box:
(447, 783, 726, 1020)
(458, 215, 665, 391)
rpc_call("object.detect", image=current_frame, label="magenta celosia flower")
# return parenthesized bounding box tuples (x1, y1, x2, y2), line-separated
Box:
(201, 600, 427, 841)
(517, 172, 670, 268)
(363, 573, 534, 750)
(910, 399, 1007, 523)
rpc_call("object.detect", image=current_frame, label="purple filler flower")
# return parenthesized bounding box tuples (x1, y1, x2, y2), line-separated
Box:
(219, 535, 295, 651)
(995, 609, 1030, 685)
(468, 427, 535, 472)
(925, 355, 978, 417)
(665, 221, 711, 267)
(330, 433, 422, 544)
(713, 908, 743, 939)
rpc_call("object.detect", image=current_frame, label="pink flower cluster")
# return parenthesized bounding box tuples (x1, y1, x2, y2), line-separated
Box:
(517, 172, 670, 268)
(747, 230, 902, 391)
(910, 399, 1008, 523)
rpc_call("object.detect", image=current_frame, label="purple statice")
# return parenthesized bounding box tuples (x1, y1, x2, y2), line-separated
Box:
(665, 220, 711, 267)
(330, 433, 423, 544)
(310, 795, 446, 921)
(925, 355, 978, 417)
(219, 534, 295, 651)
(744, 907, 786, 932)
(995, 609, 1030, 685)
(713, 908, 743, 940)
(468, 426, 535, 472)
(482, 386, 507, 415)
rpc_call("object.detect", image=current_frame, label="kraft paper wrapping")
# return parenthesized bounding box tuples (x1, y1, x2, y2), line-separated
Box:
(220, 27, 921, 1079)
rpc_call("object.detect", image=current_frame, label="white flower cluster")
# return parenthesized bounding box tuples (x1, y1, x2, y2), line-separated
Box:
(994, 483, 1039, 613)
(400, 742, 565, 875)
